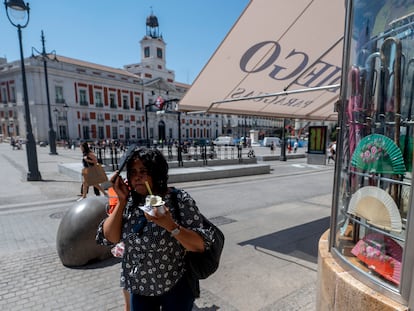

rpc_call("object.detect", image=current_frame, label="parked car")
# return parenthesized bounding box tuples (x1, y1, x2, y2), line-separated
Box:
(262, 137, 281, 147)
(213, 136, 235, 146)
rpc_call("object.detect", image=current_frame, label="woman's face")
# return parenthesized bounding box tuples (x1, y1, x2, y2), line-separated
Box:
(128, 159, 153, 196)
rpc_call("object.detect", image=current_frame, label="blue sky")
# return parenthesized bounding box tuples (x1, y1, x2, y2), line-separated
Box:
(0, 0, 249, 84)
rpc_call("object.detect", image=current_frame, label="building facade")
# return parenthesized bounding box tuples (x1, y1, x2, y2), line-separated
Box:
(0, 12, 300, 146)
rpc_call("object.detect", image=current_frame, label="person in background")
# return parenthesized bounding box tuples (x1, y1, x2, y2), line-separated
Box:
(327, 141, 336, 164)
(105, 184, 131, 311)
(78, 142, 107, 201)
(96, 147, 213, 310)
(79, 183, 101, 198)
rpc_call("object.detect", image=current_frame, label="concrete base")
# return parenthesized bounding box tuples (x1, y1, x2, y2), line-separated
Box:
(317, 230, 408, 311)
(307, 153, 326, 165)
(58, 162, 271, 184)
(168, 163, 270, 183)
(257, 153, 306, 162)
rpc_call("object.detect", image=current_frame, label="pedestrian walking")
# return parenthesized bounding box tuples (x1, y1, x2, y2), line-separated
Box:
(96, 147, 214, 310)
(327, 141, 336, 164)
(78, 142, 107, 201)
(294, 139, 299, 153)
(270, 142, 275, 154)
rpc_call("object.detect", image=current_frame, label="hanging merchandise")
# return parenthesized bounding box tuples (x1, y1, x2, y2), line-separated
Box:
(347, 66, 365, 193)
(347, 66, 364, 157)
(401, 59, 414, 172)
(380, 37, 402, 146)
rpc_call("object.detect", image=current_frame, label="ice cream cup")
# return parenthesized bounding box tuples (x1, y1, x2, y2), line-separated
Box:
(155, 204, 166, 214)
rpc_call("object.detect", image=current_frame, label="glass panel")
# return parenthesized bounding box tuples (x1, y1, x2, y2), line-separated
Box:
(334, 0, 414, 291)
(95, 92, 103, 107)
(110, 93, 117, 108)
(79, 89, 88, 106)
(55, 86, 64, 103)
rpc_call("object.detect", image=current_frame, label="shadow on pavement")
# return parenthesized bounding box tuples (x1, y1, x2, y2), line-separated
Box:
(193, 306, 220, 311)
(239, 217, 330, 264)
(67, 256, 122, 270)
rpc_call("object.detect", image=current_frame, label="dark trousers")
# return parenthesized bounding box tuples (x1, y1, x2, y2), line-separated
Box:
(130, 275, 194, 311)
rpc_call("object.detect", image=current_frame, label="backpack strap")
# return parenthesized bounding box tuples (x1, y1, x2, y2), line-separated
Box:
(169, 187, 182, 224)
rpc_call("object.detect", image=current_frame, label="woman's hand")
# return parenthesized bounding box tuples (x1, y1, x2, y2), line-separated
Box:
(110, 171, 129, 203)
(144, 206, 176, 231)
(144, 206, 205, 252)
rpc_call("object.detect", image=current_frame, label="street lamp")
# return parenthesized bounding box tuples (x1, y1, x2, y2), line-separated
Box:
(280, 118, 287, 161)
(63, 103, 69, 140)
(31, 30, 57, 155)
(144, 104, 151, 147)
(4, 0, 42, 180)
(53, 107, 59, 140)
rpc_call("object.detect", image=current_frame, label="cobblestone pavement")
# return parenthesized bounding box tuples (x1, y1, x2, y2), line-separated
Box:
(0, 143, 321, 311)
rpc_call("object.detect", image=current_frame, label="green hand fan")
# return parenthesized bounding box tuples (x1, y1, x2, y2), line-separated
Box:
(400, 135, 413, 172)
(351, 134, 406, 174)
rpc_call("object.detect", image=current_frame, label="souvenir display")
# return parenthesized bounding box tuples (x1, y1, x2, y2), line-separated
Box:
(331, 0, 414, 297)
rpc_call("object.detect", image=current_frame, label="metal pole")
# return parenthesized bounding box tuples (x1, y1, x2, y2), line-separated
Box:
(177, 111, 183, 167)
(244, 116, 247, 147)
(40, 31, 57, 155)
(54, 109, 59, 140)
(64, 104, 69, 141)
(145, 105, 150, 147)
(17, 25, 42, 180)
(280, 118, 287, 161)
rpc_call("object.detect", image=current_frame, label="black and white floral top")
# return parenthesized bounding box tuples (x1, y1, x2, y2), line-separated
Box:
(96, 188, 213, 296)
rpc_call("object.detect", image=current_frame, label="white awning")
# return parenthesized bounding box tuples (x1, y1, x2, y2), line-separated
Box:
(179, 0, 345, 121)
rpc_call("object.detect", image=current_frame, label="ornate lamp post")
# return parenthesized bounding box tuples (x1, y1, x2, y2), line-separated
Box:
(32, 30, 57, 155)
(4, 0, 42, 180)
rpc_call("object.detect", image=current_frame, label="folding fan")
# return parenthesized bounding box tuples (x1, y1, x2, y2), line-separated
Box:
(351, 233, 402, 285)
(348, 186, 402, 232)
(350, 134, 406, 174)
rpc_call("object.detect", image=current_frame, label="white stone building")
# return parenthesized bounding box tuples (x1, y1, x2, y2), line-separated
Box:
(0, 12, 312, 146)
(0, 13, 222, 145)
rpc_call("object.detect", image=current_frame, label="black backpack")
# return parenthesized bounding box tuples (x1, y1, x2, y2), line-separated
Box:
(170, 188, 225, 279)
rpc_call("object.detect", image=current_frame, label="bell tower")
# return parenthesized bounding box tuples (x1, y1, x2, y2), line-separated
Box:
(140, 11, 167, 71)
(124, 10, 175, 82)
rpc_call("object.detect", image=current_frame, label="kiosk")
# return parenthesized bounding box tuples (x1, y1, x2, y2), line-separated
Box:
(318, 1, 414, 309)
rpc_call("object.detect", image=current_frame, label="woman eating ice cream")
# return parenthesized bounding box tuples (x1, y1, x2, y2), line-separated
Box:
(96, 147, 213, 311)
